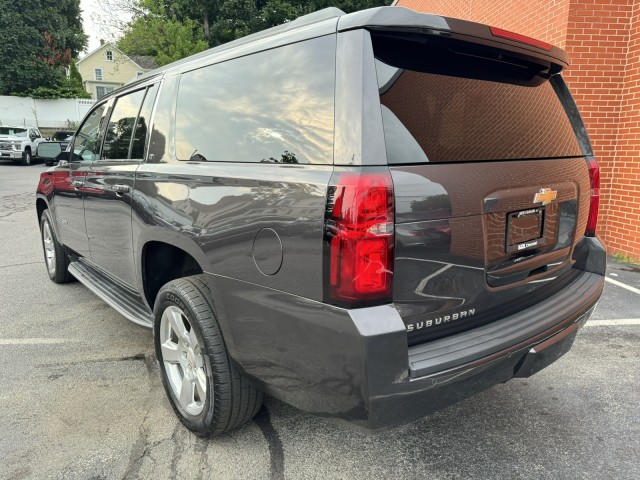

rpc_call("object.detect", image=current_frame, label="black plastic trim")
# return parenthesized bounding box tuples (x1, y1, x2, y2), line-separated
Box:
(408, 270, 603, 378)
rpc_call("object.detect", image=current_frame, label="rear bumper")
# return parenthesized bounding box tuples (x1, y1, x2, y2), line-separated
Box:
(211, 244, 604, 430)
(365, 299, 595, 430)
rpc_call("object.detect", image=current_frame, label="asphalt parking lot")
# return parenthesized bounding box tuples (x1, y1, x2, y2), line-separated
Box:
(0, 163, 638, 480)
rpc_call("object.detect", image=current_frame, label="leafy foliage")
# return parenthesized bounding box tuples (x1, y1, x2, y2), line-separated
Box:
(117, 0, 389, 63)
(118, 14, 209, 66)
(0, 0, 87, 96)
(25, 82, 91, 99)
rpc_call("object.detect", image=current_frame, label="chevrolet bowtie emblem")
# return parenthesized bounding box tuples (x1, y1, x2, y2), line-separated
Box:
(534, 188, 557, 206)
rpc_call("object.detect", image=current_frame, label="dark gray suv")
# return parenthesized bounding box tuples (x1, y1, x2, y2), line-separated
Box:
(36, 6, 606, 436)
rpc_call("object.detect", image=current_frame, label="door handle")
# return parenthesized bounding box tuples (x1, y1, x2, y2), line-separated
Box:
(111, 184, 130, 194)
(70, 180, 84, 189)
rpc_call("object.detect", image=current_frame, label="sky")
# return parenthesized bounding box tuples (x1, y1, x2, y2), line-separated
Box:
(80, 0, 131, 56)
(80, 0, 102, 54)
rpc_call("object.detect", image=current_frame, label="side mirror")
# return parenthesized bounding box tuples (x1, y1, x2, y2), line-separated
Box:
(53, 151, 70, 166)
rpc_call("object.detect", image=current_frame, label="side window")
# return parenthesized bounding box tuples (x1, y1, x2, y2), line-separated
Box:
(73, 103, 107, 162)
(33, 129, 41, 138)
(102, 89, 146, 160)
(174, 35, 336, 164)
(131, 84, 158, 159)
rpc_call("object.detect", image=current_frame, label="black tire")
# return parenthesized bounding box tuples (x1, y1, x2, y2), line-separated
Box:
(22, 149, 32, 166)
(40, 209, 74, 283)
(45, 161, 53, 167)
(154, 275, 263, 436)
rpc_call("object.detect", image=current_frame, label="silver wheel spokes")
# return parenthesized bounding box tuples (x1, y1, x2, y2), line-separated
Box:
(160, 305, 207, 416)
(42, 221, 56, 274)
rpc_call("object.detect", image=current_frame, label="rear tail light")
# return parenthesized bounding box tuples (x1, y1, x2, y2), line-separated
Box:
(324, 170, 394, 307)
(489, 26, 552, 52)
(585, 157, 600, 236)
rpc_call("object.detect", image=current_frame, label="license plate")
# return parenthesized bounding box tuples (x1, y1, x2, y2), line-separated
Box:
(506, 208, 544, 253)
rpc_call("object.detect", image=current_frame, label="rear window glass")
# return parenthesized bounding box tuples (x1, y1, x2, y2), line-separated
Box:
(174, 35, 336, 164)
(376, 53, 582, 164)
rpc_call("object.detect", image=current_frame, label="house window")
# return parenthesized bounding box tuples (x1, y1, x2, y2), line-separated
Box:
(106, 50, 113, 62)
(94, 68, 103, 81)
(95, 85, 116, 99)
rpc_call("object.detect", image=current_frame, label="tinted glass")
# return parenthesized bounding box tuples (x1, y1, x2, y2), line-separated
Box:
(73, 103, 107, 162)
(374, 37, 582, 164)
(131, 84, 158, 159)
(175, 35, 336, 164)
(102, 89, 146, 160)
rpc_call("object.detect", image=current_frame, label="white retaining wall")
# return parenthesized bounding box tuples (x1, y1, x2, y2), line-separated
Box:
(0, 96, 95, 129)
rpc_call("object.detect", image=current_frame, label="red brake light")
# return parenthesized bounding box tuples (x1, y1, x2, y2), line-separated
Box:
(585, 157, 600, 236)
(489, 26, 552, 52)
(324, 171, 394, 307)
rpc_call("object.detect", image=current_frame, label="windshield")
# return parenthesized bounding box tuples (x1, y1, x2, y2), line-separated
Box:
(0, 127, 27, 136)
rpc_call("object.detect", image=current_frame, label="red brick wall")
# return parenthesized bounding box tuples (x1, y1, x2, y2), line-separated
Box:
(396, 0, 640, 258)
(611, 1, 640, 254)
(394, 0, 571, 46)
(563, 0, 634, 256)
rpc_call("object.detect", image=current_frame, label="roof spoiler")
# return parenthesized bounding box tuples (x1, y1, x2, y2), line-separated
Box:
(338, 7, 569, 71)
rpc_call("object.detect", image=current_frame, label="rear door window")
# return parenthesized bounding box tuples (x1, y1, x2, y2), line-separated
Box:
(102, 89, 146, 160)
(131, 84, 158, 159)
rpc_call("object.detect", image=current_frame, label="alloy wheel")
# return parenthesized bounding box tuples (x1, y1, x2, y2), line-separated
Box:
(42, 221, 56, 275)
(160, 305, 208, 416)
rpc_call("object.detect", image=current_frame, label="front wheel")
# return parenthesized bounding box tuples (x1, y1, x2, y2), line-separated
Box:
(22, 150, 31, 166)
(154, 275, 263, 436)
(40, 210, 74, 283)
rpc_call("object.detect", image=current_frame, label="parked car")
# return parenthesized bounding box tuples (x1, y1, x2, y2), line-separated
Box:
(50, 130, 74, 147)
(0, 125, 44, 165)
(36, 131, 75, 166)
(35, 6, 606, 437)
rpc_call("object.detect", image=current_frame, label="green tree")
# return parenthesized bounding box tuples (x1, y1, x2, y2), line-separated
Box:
(25, 61, 91, 99)
(116, 0, 389, 64)
(118, 16, 209, 66)
(68, 61, 84, 89)
(0, 0, 87, 95)
(117, 0, 209, 65)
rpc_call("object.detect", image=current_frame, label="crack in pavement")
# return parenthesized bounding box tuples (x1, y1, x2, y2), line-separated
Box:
(122, 354, 162, 479)
(0, 192, 36, 218)
(0, 261, 43, 269)
(254, 405, 285, 480)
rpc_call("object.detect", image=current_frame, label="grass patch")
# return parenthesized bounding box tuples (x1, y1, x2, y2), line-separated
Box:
(611, 252, 640, 265)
